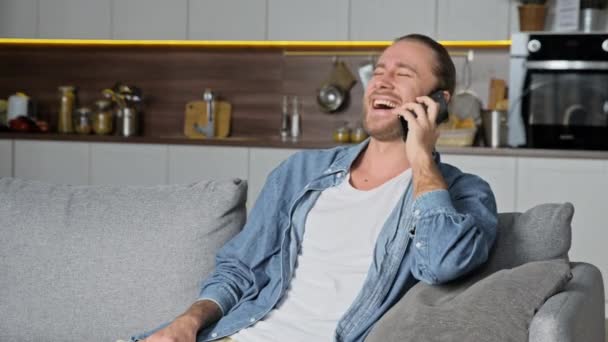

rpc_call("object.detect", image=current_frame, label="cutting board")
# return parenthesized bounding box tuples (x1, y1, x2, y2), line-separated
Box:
(184, 100, 231, 138)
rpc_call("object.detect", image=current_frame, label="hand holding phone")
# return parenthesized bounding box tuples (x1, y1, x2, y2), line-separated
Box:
(397, 90, 448, 141)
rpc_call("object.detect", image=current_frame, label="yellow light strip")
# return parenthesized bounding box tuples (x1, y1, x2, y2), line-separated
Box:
(0, 38, 511, 50)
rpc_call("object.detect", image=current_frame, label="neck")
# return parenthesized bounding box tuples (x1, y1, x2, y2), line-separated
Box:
(351, 137, 411, 186)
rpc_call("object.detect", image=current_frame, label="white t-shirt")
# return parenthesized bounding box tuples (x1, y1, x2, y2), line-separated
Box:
(230, 169, 412, 342)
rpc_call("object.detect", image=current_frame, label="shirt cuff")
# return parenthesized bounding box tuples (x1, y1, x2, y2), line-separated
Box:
(197, 283, 238, 316)
(411, 189, 456, 217)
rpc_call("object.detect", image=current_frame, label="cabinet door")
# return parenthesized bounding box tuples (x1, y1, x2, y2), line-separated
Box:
(0, 0, 37, 38)
(350, 0, 436, 40)
(267, 0, 349, 40)
(516, 157, 608, 305)
(90, 143, 168, 186)
(39, 0, 111, 39)
(0, 140, 13, 178)
(14, 141, 89, 185)
(189, 0, 267, 40)
(168, 145, 249, 184)
(440, 154, 517, 213)
(437, 0, 510, 40)
(112, 0, 187, 39)
(248, 147, 300, 210)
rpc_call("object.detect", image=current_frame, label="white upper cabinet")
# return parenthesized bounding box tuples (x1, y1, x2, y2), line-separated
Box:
(189, 0, 267, 40)
(350, 0, 436, 40)
(39, 0, 111, 38)
(0, 0, 37, 38)
(437, 0, 510, 40)
(112, 0, 187, 39)
(89, 143, 168, 186)
(267, 0, 349, 40)
(14, 141, 89, 185)
(0, 140, 13, 178)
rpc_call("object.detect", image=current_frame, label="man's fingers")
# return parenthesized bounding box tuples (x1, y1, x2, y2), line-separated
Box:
(415, 96, 439, 125)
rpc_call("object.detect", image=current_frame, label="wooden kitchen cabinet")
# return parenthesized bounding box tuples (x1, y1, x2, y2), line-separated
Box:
(349, 0, 436, 40)
(188, 0, 267, 40)
(89, 143, 168, 186)
(437, 0, 510, 40)
(516, 157, 608, 307)
(440, 154, 517, 213)
(14, 140, 89, 185)
(39, 0, 112, 39)
(112, 0, 187, 40)
(168, 145, 249, 185)
(267, 0, 349, 40)
(0, 140, 13, 178)
(248, 147, 300, 209)
(0, 0, 37, 38)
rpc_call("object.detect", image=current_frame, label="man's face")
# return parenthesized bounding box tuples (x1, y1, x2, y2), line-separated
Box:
(363, 40, 439, 141)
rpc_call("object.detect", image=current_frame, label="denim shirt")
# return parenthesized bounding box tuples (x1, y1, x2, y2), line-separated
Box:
(133, 139, 497, 342)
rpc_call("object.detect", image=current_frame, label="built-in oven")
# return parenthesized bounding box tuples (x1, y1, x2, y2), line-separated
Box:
(508, 33, 608, 150)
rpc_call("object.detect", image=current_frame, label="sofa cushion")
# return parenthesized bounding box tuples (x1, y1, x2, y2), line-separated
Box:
(366, 259, 572, 342)
(0, 177, 246, 342)
(482, 202, 573, 274)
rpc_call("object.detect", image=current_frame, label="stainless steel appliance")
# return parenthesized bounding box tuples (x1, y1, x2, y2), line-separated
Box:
(508, 33, 608, 149)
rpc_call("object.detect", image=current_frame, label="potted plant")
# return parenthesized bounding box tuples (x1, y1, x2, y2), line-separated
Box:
(580, 0, 607, 31)
(517, 0, 548, 31)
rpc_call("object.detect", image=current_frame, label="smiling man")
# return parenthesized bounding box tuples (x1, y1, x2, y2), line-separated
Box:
(136, 34, 498, 342)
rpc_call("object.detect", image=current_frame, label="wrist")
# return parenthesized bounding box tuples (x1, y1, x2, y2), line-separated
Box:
(410, 149, 434, 170)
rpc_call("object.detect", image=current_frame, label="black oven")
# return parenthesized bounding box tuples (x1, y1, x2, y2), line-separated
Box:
(508, 33, 608, 150)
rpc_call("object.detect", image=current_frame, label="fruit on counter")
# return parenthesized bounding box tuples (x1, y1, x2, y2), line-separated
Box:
(9, 116, 43, 133)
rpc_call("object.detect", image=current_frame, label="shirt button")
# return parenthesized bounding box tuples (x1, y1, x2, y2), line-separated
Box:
(337, 172, 343, 178)
(211, 333, 218, 338)
(250, 317, 256, 323)
(415, 242, 423, 249)
(414, 209, 421, 217)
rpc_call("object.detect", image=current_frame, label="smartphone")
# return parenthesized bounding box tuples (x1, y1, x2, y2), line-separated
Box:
(398, 90, 449, 141)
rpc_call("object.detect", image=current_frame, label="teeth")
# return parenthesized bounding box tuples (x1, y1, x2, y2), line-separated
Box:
(373, 99, 397, 108)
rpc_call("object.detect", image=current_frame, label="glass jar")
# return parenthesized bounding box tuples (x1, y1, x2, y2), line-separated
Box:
(58, 86, 76, 133)
(333, 125, 351, 143)
(350, 125, 369, 143)
(74, 106, 92, 135)
(92, 100, 113, 135)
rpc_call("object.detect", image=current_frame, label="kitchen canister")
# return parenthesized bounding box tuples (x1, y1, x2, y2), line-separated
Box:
(7, 92, 29, 121)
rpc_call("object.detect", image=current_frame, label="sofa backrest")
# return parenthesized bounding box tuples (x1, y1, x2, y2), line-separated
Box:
(0, 177, 247, 342)
(480, 202, 573, 275)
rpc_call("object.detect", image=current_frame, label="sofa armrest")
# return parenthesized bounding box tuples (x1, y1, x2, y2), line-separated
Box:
(529, 262, 605, 342)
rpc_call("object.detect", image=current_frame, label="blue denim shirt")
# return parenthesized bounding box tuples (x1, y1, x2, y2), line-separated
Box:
(134, 140, 497, 342)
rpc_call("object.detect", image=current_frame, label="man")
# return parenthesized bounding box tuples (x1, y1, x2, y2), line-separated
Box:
(137, 33, 498, 342)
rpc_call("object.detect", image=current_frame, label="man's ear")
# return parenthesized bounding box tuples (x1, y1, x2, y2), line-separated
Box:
(442, 90, 451, 103)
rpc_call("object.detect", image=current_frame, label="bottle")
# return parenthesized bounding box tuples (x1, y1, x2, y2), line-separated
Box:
(58, 86, 76, 133)
(280, 95, 290, 140)
(290, 96, 301, 141)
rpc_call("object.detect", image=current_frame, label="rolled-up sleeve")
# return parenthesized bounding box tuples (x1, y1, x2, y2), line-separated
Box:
(409, 174, 498, 285)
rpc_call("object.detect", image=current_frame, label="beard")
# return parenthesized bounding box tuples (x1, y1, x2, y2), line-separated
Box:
(362, 108, 402, 142)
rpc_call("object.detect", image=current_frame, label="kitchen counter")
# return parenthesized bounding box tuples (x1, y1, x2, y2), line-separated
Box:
(2, 132, 608, 160)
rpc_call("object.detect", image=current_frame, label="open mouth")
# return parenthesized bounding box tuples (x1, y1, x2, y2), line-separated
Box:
(372, 99, 399, 110)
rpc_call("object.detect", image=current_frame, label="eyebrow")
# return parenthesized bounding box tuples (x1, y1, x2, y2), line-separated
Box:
(374, 62, 419, 76)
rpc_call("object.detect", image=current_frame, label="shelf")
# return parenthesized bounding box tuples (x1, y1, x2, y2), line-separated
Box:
(0, 38, 511, 50)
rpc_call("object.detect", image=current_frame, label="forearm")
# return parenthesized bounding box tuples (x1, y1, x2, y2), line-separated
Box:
(175, 299, 223, 333)
(411, 152, 447, 198)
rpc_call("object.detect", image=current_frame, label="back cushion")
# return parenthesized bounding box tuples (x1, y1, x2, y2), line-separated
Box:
(481, 202, 573, 274)
(0, 177, 246, 342)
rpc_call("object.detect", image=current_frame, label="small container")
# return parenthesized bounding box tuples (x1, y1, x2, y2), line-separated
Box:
(92, 100, 113, 135)
(58, 86, 76, 134)
(350, 125, 368, 143)
(74, 106, 92, 135)
(333, 125, 351, 143)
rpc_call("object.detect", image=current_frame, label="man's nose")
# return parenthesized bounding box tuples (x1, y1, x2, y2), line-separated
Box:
(374, 74, 394, 90)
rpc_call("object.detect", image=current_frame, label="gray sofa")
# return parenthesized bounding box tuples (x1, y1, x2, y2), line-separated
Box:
(0, 177, 604, 342)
